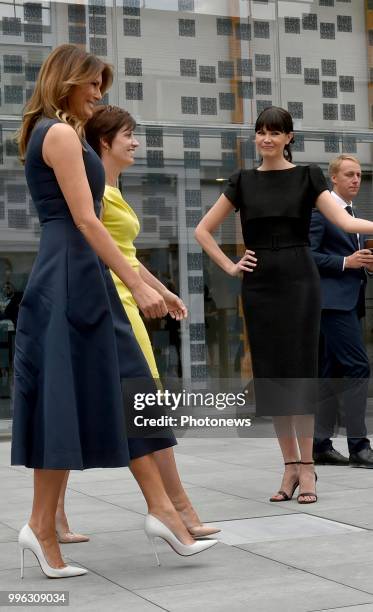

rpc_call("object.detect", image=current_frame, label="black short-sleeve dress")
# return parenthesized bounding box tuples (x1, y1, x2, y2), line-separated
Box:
(224, 165, 328, 416)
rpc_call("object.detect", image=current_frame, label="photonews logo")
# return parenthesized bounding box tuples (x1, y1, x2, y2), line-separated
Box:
(133, 389, 247, 411)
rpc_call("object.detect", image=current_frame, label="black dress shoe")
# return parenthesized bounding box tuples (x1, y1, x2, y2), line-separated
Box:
(313, 448, 349, 465)
(349, 447, 373, 468)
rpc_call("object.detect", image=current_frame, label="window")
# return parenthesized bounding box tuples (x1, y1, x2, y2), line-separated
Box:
(342, 136, 357, 153)
(337, 15, 352, 32)
(179, 0, 195, 10)
(68, 5, 85, 22)
(255, 55, 271, 72)
(238, 82, 254, 98)
(292, 135, 305, 152)
(24, 24, 43, 43)
(257, 100, 272, 114)
(181, 96, 198, 114)
(322, 81, 338, 98)
(125, 58, 142, 76)
(321, 59, 337, 76)
(339, 76, 354, 92)
(323, 104, 338, 120)
(219, 92, 236, 110)
(123, 19, 141, 36)
(4, 86, 23, 104)
(340, 104, 355, 121)
(4, 55, 23, 74)
(254, 21, 270, 39)
(24, 3, 42, 22)
(147, 151, 164, 168)
(90, 37, 107, 55)
(185, 190, 201, 207)
(146, 129, 163, 148)
(304, 68, 320, 85)
(284, 17, 300, 34)
(123, 0, 140, 16)
(199, 66, 216, 83)
(2, 17, 22, 36)
(184, 151, 201, 167)
(216, 18, 232, 36)
(89, 16, 107, 35)
(302, 14, 317, 30)
(256, 78, 272, 95)
(286, 57, 302, 74)
(288, 102, 303, 119)
(218, 61, 234, 78)
(320, 23, 335, 39)
(25, 63, 41, 81)
(180, 59, 197, 77)
(235, 23, 251, 40)
(125, 82, 143, 100)
(200, 97, 217, 115)
(183, 131, 200, 148)
(69, 25, 86, 44)
(324, 135, 339, 152)
(179, 19, 195, 36)
(237, 59, 253, 76)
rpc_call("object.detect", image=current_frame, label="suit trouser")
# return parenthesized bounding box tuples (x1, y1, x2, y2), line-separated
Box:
(314, 306, 370, 453)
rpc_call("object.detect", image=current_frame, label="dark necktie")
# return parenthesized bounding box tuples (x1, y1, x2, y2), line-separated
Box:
(345, 205, 359, 249)
(345, 205, 353, 216)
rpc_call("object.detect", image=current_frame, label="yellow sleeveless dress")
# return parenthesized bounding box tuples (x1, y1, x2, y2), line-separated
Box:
(102, 185, 160, 379)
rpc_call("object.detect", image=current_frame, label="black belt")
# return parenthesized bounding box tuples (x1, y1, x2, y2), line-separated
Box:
(249, 237, 308, 251)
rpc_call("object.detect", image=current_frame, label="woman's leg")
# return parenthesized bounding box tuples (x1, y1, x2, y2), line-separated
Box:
(294, 414, 317, 503)
(55, 471, 89, 543)
(153, 447, 213, 532)
(130, 453, 195, 545)
(271, 416, 300, 500)
(28, 469, 68, 568)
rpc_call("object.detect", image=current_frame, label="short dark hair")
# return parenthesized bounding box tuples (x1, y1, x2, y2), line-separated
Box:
(255, 106, 294, 162)
(84, 105, 136, 157)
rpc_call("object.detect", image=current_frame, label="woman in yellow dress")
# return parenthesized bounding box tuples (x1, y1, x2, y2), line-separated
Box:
(54, 105, 219, 542)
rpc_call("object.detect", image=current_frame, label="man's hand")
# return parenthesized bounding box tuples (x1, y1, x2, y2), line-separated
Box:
(345, 249, 373, 270)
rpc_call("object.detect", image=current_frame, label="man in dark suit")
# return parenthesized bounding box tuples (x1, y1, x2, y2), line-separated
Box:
(310, 154, 373, 467)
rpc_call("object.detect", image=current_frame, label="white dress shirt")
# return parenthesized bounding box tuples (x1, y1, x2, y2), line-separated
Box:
(330, 190, 360, 271)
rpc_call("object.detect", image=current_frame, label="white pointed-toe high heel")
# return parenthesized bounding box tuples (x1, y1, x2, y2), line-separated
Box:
(144, 514, 218, 566)
(19, 524, 88, 579)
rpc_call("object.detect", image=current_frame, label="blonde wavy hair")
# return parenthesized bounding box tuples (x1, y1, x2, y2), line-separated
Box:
(17, 44, 113, 162)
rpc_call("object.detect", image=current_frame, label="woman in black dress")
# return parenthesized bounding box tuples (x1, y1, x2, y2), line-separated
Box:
(12, 44, 215, 579)
(195, 107, 373, 504)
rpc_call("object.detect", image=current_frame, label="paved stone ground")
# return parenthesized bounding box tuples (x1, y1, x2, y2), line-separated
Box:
(1, 433, 373, 612)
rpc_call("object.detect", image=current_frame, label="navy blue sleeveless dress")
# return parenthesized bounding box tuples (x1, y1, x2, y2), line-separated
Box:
(11, 118, 176, 469)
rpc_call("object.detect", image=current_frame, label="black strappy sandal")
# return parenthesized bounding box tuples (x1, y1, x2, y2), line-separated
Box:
(270, 461, 300, 502)
(297, 461, 318, 504)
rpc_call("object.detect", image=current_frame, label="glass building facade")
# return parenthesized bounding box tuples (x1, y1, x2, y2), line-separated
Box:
(1, 0, 373, 429)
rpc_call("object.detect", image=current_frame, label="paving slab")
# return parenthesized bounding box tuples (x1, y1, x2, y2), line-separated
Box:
(0, 568, 163, 612)
(134, 572, 373, 612)
(74, 541, 290, 591)
(212, 514, 363, 546)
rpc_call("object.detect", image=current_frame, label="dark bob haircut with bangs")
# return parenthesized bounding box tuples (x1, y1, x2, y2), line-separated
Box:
(84, 105, 136, 158)
(255, 106, 295, 163)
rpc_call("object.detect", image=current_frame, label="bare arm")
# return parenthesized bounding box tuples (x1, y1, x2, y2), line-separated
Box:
(316, 190, 373, 235)
(194, 194, 257, 276)
(43, 123, 167, 318)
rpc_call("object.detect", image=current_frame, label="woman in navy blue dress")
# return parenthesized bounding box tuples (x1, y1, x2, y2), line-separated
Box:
(12, 44, 216, 578)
